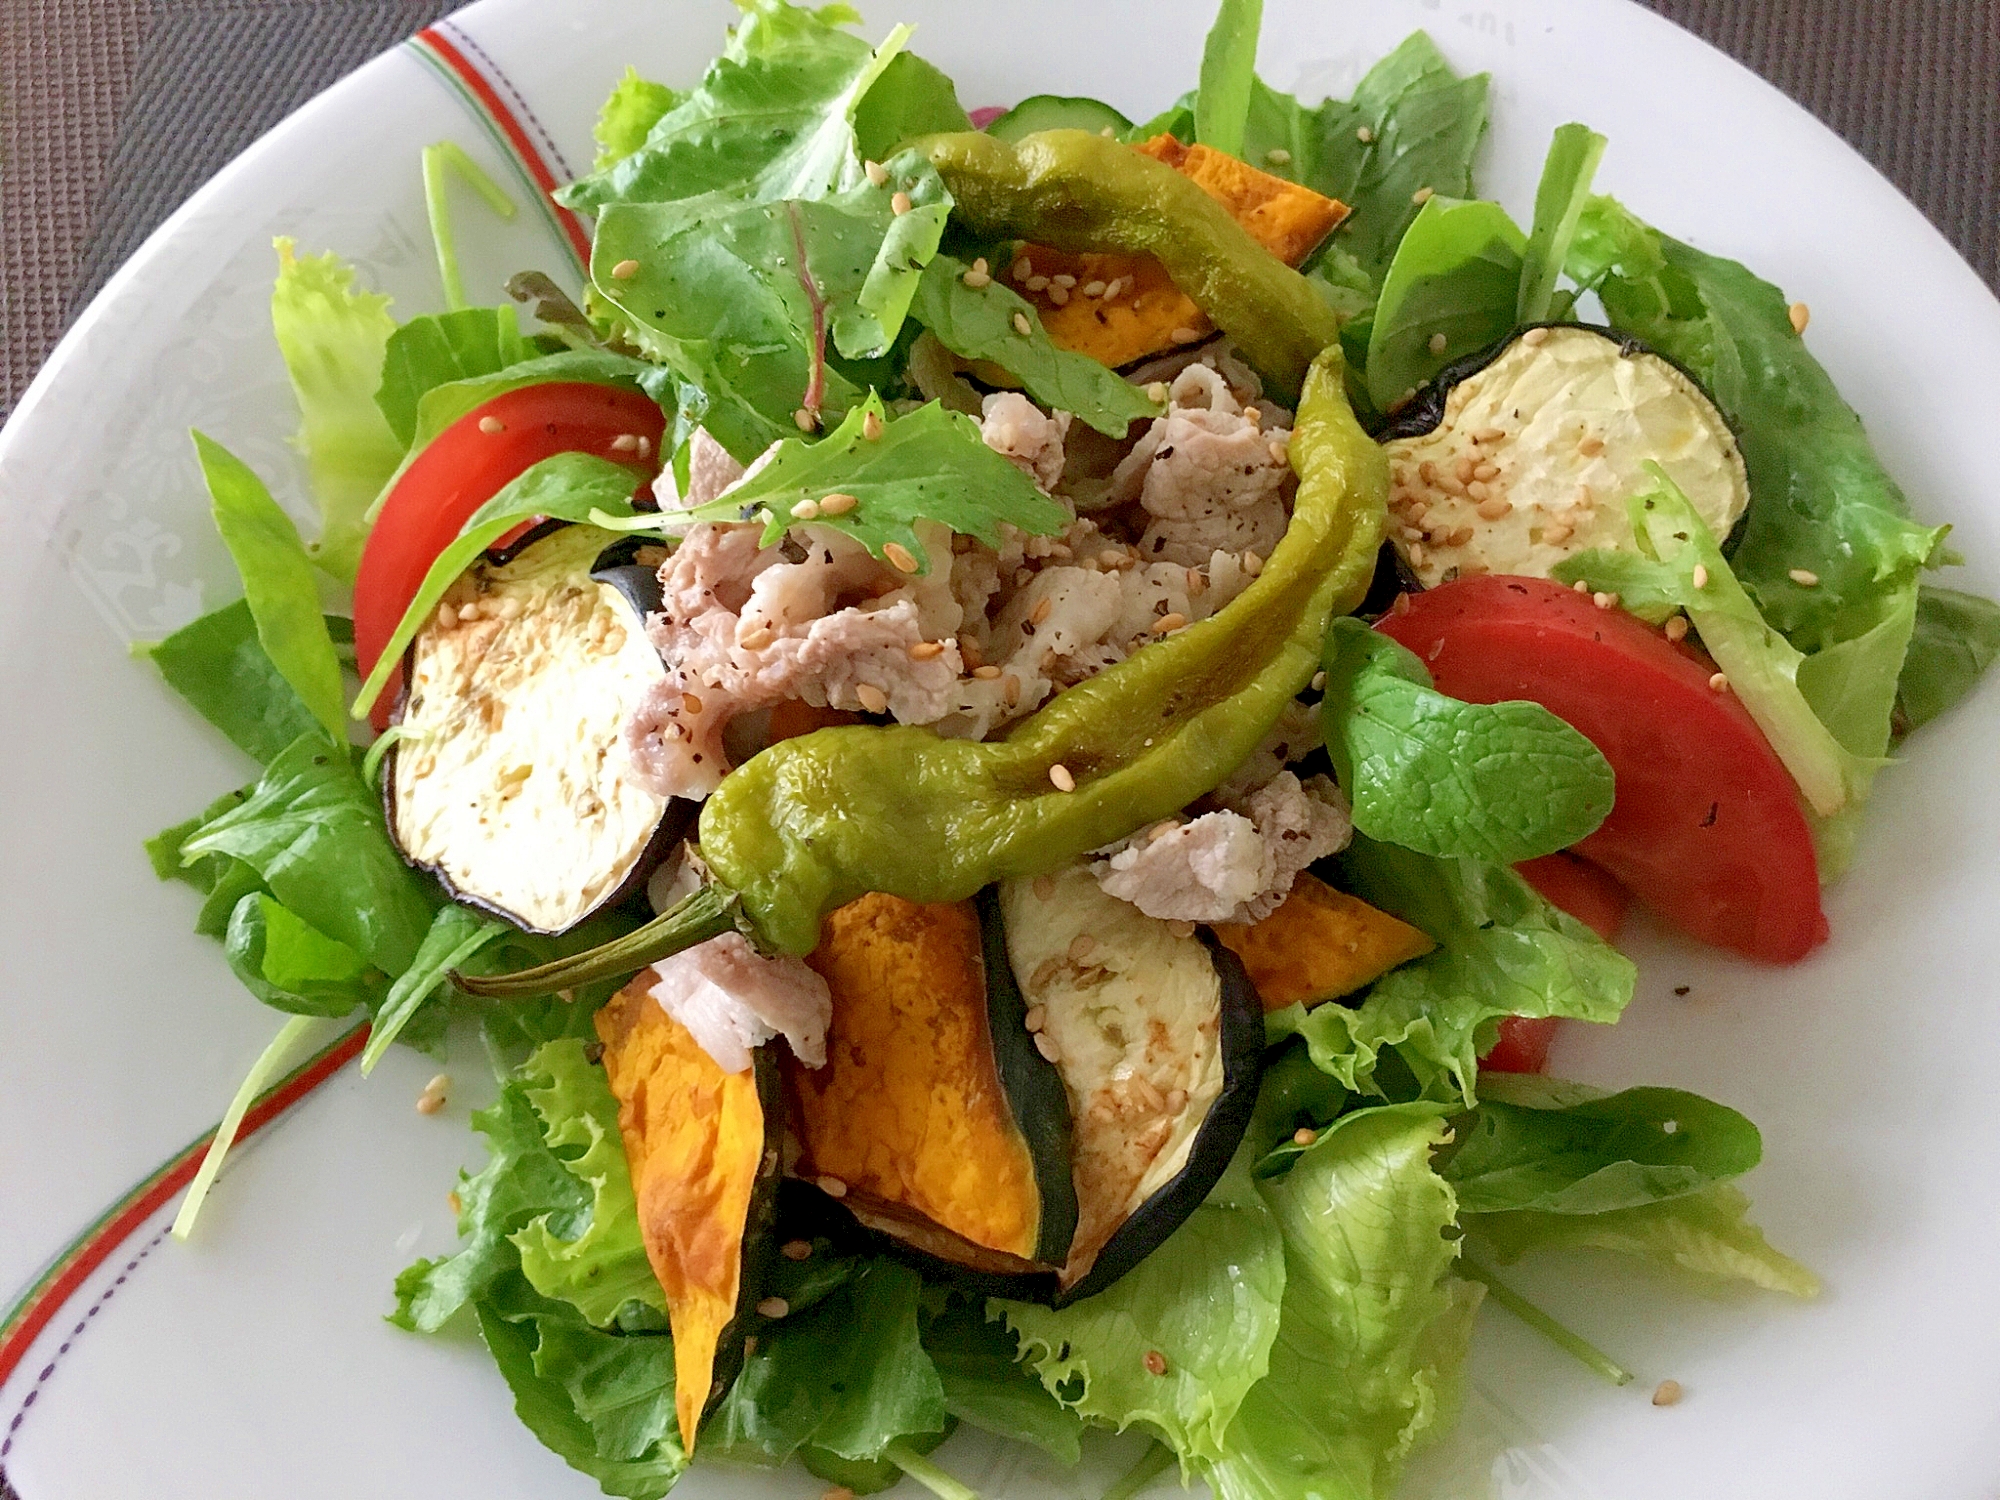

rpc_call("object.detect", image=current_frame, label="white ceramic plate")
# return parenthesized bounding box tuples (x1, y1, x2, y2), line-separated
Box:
(3, 2, 1997, 1496)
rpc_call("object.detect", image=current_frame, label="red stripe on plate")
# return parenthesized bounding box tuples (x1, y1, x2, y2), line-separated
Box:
(0, 1023, 369, 1391)
(413, 26, 593, 268)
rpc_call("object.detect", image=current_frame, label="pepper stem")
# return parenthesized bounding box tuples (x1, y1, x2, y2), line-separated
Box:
(883, 1439, 981, 1500)
(452, 882, 741, 998)
(1458, 1253, 1634, 1386)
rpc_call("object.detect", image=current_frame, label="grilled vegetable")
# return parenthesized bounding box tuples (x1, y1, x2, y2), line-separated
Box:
(1000, 866, 1263, 1302)
(984, 95, 1133, 142)
(1212, 870, 1435, 1012)
(597, 977, 783, 1454)
(998, 133, 1349, 372)
(386, 525, 686, 934)
(1381, 324, 1748, 588)
(787, 891, 1077, 1287)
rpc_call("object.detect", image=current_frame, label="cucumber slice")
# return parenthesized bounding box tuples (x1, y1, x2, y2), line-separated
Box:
(984, 94, 1134, 143)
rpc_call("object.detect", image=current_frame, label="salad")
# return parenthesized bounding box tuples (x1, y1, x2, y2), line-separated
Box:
(138, 1, 1999, 1496)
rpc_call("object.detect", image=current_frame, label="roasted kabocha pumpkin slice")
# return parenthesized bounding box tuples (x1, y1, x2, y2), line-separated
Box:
(788, 891, 1077, 1288)
(596, 978, 783, 1453)
(386, 526, 688, 935)
(1213, 871, 1436, 1012)
(999, 866, 1263, 1303)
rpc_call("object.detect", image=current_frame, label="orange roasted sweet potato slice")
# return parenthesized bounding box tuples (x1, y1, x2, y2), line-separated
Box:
(1010, 135, 1349, 370)
(596, 980, 776, 1453)
(789, 892, 1076, 1273)
(1213, 871, 1435, 1012)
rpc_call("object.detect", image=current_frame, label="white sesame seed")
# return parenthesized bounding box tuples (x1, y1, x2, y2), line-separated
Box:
(1709, 672, 1730, 693)
(1310, 670, 1328, 692)
(1034, 1031, 1063, 1063)
(864, 159, 889, 187)
(416, 1090, 446, 1115)
(757, 1296, 790, 1319)
(1099, 124, 1116, 137)
(1789, 568, 1820, 587)
(1427, 331, 1448, 355)
(1593, 591, 1618, 610)
(973, 664, 1001, 679)
(1652, 1379, 1684, 1407)
(862, 407, 885, 440)
(817, 1175, 848, 1198)
(781, 1240, 813, 1261)
(1082, 279, 1107, 297)
(1474, 426, 1506, 444)
(1578, 434, 1605, 457)
(1051, 274, 1076, 289)
(1692, 563, 1710, 589)
(1151, 612, 1187, 634)
(1024, 1004, 1046, 1031)
(1412, 185, 1435, 205)
(609, 258, 640, 280)
(1032, 875, 1055, 901)
(1477, 496, 1511, 520)
(1048, 763, 1076, 792)
(1574, 579, 1592, 594)
(793, 407, 817, 431)
(738, 626, 776, 651)
(908, 640, 945, 661)
(1356, 125, 1374, 144)
(1788, 302, 1810, 334)
(1265, 147, 1292, 166)
(1068, 933, 1096, 961)
(1170, 325, 1204, 344)
(1025, 274, 1050, 292)
(1048, 285, 1070, 305)
(1665, 614, 1690, 642)
(882, 541, 919, 573)
(478, 415, 505, 435)
(1242, 551, 1263, 577)
(610, 432, 641, 453)
(1012, 256, 1033, 281)
(1012, 311, 1032, 337)
(1145, 380, 1169, 403)
(819, 491, 858, 514)
(1522, 325, 1550, 345)
(790, 498, 821, 520)
(890, 190, 913, 215)
(962, 266, 991, 288)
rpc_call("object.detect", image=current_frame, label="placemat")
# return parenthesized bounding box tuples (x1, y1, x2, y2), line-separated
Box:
(1, 0, 1994, 421)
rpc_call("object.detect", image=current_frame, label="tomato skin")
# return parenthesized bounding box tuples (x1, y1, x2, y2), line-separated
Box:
(1515, 852, 1628, 943)
(1482, 1016, 1560, 1074)
(1378, 576, 1827, 964)
(353, 382, 665, 723)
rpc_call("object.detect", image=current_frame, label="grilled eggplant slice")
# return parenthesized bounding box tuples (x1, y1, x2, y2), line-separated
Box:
(386, 526, 685, 934)
(787, 891, 1077, 1291)
(597, 977, 783, 1453)
(1381, 324, 1748, 589)
(1000, 866, 1263, 1303)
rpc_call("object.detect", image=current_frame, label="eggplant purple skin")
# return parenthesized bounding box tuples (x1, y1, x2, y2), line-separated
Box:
(1053, 930, 1265, 1307)
(1378, 320, 1749, 566)
(380, 528, 688, 937)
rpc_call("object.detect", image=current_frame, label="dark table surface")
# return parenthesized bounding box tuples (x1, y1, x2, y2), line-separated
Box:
(1, 0, 1994, 421)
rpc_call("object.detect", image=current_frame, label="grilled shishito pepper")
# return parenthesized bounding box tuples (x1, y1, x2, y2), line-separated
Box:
(916, 129, 1344, 402)
(458, 347, 1385, 991)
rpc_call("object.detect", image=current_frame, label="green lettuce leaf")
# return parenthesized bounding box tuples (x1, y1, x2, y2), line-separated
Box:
(1193, 0, 1263, 159)
(1239, 33, 1489, 287)
(192, 433, 349, 747)
(998, 1153, 1284, 1467)
(361, 904, 510, 1070)
(1442, 1081, 1762, 1215)
(139, 599, 325, 765)
(1897, 584, 2000, 733)
(660, 394, 1067, 573)
(351, 459, 644, 717)
(592, 68, 685, 171)
(1285, 835, 1635, 1106)
(1467, 1182, 1819, 1298)
(222, 890, 382, 1018)
(706, 1259, 948, 1465)
(1319, 617, 1614, 863)
(476, 1272, 686, 1499)
(1205, 1104, 1477, 1500)
(589, 153, 950, 457)
(921, 1297, 1086, 1464)
(560, 1, 907, 211)
(1515, 123, 1606, 324)
(511, 1039, 667, 1326)
(374, 306, 532, 448)
(912, 254, 1162, 436)
(852, 49, 972, 162)
(269, 239, 404, 582)
(181, 733, 438, 976)
(1569, 195, 1946, 656)
(1364, 195, 1523, 410)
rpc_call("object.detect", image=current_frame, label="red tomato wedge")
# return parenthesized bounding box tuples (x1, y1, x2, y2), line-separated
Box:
(353, 381, 666, 726)
(1482, 1016, 1560, 1075)
(1482, 855, 1629, 1075)
(1377, 575, 1827, 964)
